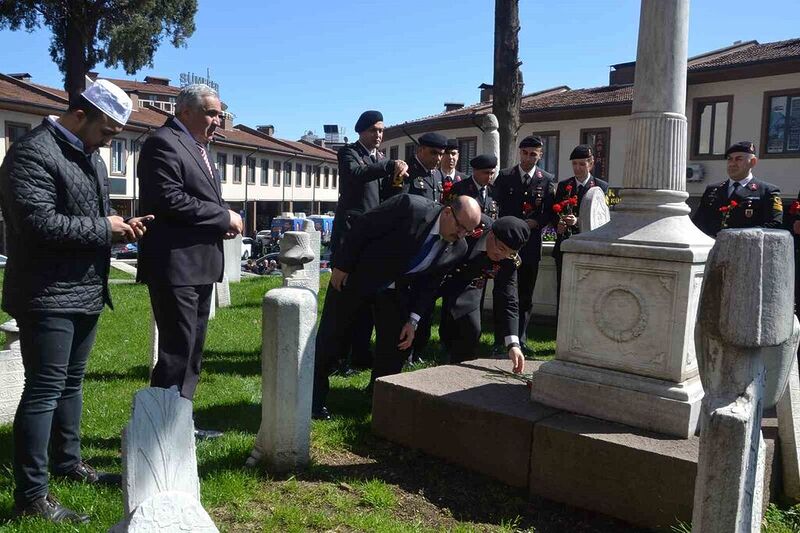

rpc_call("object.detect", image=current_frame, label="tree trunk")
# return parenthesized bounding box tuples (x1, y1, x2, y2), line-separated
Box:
(493, 0, 523, 169)
(64, 0, 88, 104)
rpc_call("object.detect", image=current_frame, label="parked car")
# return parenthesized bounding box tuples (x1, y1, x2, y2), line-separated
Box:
(0, 254, 7, 268)
(111, 243, 137, 259)
(242, 237, 253, 260)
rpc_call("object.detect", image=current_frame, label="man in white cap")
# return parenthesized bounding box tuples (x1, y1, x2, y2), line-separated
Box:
(0, 79, 153, 524)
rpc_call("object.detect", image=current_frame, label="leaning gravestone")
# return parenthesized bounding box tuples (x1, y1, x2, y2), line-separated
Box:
(692, 229, 799, 533)
(247, 231, 317, 472)
(578, 186, 611, 233)
(215, 273, 231, 308)
(0, 320, 23, 425)
(302, 219, 321, 294)
(222, 235, 242, 283)
(111, 387, 217, 532)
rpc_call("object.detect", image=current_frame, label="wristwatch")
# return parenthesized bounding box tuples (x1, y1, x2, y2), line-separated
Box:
(507, 342, 521, 350)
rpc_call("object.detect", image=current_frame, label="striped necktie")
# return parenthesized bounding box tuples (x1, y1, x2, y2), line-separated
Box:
(196, 143, 214, 177)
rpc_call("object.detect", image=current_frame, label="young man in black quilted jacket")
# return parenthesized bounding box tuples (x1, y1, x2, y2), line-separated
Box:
(0, 80, 151, 524)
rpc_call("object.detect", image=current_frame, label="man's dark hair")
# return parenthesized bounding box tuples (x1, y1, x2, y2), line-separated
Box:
(68, 95, 105, 122)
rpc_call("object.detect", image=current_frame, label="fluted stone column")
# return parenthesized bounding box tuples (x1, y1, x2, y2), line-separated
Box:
(530, 0, 713, 438)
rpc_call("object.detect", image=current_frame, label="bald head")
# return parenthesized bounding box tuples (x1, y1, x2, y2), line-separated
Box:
(440, 195, 482, 242)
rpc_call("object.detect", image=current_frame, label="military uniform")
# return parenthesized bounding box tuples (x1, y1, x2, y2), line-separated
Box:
(691, 176, 782, 238)
(492, 165, 555, 343)
(451, 177, 498, 219)
(551, 174, 609, 305)
(438, 218, 520, 363)
(386, 156, 442, 203)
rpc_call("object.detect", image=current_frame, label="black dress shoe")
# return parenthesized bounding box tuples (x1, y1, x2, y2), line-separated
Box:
(194, 427, 224, 440)
(53, 460, 121, 487)
(311, 407, 331, 420)
(15, 494, 89, 524)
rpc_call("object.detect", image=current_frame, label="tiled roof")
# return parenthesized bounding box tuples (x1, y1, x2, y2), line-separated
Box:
(688, 38, 800, 70)
(100, 76, 181, 96)
(0, 75, 66, 107)
(521, 85, 634, 111)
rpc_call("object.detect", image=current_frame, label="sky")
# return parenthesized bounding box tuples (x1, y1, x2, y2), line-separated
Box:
(0, 0, 798, 141)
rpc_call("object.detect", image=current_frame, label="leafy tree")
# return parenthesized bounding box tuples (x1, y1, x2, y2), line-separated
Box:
(0, 0, 197, 102)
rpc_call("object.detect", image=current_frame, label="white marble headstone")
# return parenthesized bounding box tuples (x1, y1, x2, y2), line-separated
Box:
(578, 187, 610, 233)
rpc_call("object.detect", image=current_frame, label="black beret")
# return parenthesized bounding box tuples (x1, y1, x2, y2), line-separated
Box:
(569, 144, 594, 160)
(492, 216, 530, 251)
(418, 132, 448, 149)
(519, 135, 543, 149)
(725, 141, 756, 157)
(470, 154, 497, 170)
(446, 138, 459, 150)
(354, 110, 383, 133)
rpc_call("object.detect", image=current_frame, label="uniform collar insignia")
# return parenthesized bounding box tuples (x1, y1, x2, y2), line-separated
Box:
(748, 182, 758, 190)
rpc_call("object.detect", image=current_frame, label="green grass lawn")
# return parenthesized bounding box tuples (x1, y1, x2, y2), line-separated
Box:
(0, 271, 797, 532)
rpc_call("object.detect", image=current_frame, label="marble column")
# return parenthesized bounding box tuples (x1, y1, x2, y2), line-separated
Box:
(530, 0, 714, 438)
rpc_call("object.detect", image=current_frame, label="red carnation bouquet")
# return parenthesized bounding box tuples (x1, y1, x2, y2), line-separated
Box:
(441, 180, 454, 204)
(790, 200, 800, 217)
(552, 184, 579, 236)
(719, 199, 739, 229)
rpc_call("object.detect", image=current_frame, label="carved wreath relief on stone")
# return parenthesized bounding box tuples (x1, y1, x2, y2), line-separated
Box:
(593, 286, 649, 343)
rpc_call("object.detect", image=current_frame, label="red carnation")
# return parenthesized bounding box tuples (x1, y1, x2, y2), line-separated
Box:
(719, 206, 729, 213)
(523, 201, 534, 215)
(470, 227, 484, 239)
(729, 200, 738, 209)
(568, 196, 578, 206)
(565, 184, 573, 193)
(790, 201, 800, 216)
(552, 203, 563, 214)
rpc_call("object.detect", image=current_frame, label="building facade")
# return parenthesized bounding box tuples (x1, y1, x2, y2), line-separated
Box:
(382, 39, 800, 204)
(0, 73, 340, 239)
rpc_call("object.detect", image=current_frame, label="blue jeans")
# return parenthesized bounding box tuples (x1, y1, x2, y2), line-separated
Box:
(13, 312, 99, 506)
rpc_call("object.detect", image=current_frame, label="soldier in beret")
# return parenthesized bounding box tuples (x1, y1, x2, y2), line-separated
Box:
(433, 139, 467, 196)
(383, 132, 448, 202)
(692, 141, 782, 238)
(330, 111, 409, 376)
(435, 216, 528, 369)
(551, 144, 609, 308)
(491, 136, 555, 353)
(451, 154, 499, 219)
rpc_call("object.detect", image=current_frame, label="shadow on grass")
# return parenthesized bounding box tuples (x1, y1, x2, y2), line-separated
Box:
(202, 349, 261, 377)
(85, 364, 150, 382)
(194, 400, 261, 435)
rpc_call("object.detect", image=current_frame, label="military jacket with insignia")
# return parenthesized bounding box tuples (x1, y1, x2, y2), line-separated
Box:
(332, 142, 396, 262)
(691, 177, 783, 238)
(492, 165, 555, 261)
(382, 156, 442, 203)
(451, 177, 498, 219)
(438, 216, 519, 339)
(551, 175, 609, 255)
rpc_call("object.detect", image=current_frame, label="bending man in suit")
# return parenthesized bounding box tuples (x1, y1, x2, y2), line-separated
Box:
(138, 84, 243, 438)
(437, 216, 528, 370)
(312, 194, 482, 419)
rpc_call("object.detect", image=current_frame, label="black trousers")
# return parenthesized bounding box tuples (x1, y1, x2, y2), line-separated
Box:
(13, 312, 99, 506)
(148, 284, 212, 400)
(440, 304, 481, 364)
(313, 282, 371, 411)
(372, 289, 412, 384)
(495, 256, 539, 343)
(349, 307, 374, 368)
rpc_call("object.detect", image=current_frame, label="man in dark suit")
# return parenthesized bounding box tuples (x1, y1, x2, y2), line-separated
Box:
(433, 139, 467, 198)
(692, 141, 782, 238)
(383, 132, 447, 202)
(437, 216, 528, 370)
(451, 154, 499, 218)
(551, 145, 609, 307)
(332, 111, 409, 371)
(137, 84, 243, 438)
(492, 136, 555, 353)
(312, 194, 482, 419)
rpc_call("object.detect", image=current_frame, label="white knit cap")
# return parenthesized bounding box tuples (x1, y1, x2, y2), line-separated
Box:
(81, 79, 133, 125)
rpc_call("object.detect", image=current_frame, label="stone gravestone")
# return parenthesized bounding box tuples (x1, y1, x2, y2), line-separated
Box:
(578, 186, 611, 233)
(112, 387, 217, 532)
(208, 284, 216, 321)
(0, 320, 23, 425)
(480, 114, 500, 174)
(247, 231, 317, 472)
(215, 273, 231, 308)
(777, 358, 800, 501)
(302, 219, 321, 294)
(222, 234, 242, 283)
(692, 229, 799, 533)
